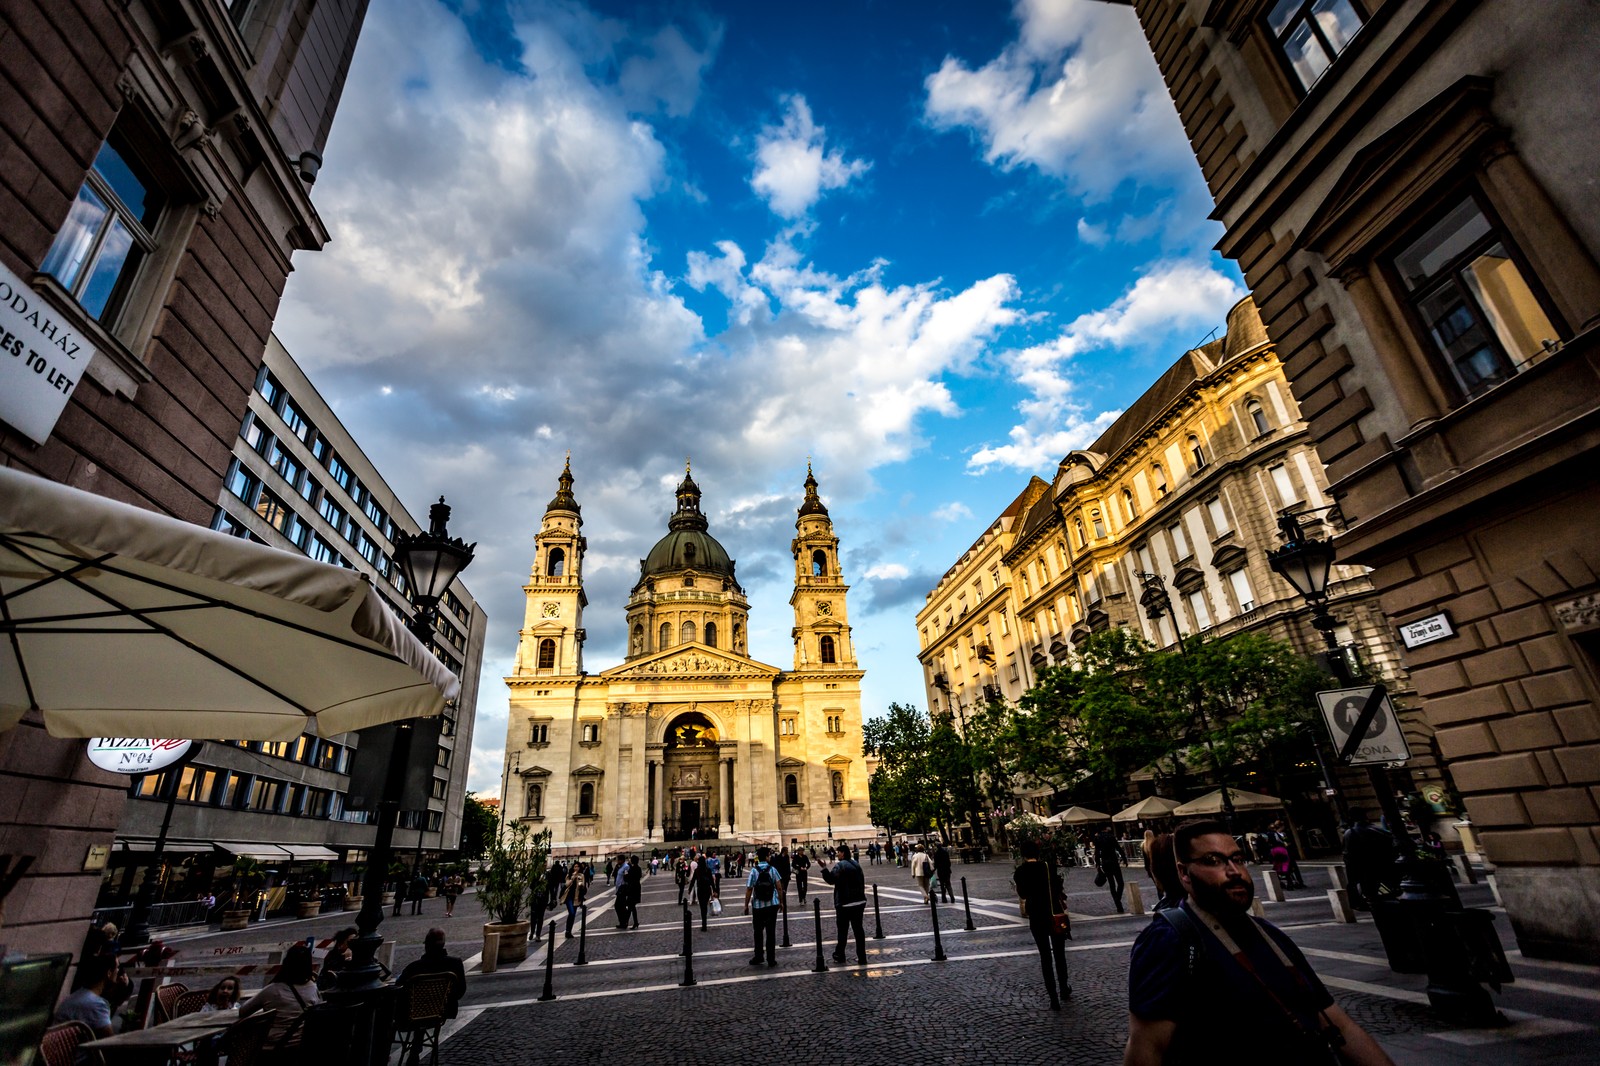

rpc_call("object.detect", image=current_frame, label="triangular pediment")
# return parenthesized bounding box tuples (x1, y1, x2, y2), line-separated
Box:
(571, 764, 604, 776)
(518, 765, 552, 778)
(604, 642, 780, 680)
(776, 756, 806, 769)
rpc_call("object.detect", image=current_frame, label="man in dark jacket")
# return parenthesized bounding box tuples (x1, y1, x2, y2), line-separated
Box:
(690, 848, 716, 930)
(819, 843, 868, 965)
(1093, 827, 1125, 913)
(1342, 809, 1396, 909)
(933, 842, 955, 902)
(397, 928, 467, 1065)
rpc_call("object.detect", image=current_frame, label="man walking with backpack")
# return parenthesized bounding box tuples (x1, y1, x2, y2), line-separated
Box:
(1124, 820, 1395, 1066)
(743, 846, 783, 967)
(819, 842, 868, 965)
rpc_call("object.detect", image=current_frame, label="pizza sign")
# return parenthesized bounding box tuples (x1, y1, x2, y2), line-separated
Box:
(87, 738, 194, 775)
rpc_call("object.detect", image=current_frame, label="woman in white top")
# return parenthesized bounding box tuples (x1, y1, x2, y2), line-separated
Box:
(240, 943, 321, 1049)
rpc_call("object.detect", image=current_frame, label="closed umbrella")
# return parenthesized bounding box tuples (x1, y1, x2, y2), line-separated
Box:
(1172, 789, 1283, 817)
(0, 467, 458, 740)
(1113, 796, 1182, 822)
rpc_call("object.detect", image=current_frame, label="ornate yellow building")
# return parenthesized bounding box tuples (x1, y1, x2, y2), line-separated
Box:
(499, 461, 871, 854)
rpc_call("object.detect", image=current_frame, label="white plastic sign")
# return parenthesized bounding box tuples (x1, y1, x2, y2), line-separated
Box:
(0, 262, 92, 444)
(87, 738, 193, 775)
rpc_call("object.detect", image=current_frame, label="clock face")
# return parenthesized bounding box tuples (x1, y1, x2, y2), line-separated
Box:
(541, 601, 560, 618)
(817, 601, 832, 616)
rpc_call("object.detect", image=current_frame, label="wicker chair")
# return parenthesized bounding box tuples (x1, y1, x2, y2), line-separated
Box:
(153, 981, 189, 1023)
(391, 972, 454, 1066)
(171, 988, 211, 1018)
(39, 1021, 95, 1066)
(221, 1009, 274, 1066)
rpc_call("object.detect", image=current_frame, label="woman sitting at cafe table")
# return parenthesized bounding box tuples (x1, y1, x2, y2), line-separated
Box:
(239, 943, 321, 1052)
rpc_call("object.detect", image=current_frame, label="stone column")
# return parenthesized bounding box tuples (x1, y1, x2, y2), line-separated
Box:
(650, 760, 665, 842)
(718, 758, 733, 835)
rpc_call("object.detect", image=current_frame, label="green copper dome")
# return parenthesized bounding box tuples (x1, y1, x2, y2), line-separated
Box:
(641, 461, 737, 578)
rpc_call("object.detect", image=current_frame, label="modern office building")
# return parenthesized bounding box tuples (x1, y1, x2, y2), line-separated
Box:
(107, 333, 488, 901)
(0, 0, 370, 957)
(1105, 0, 1600, 961)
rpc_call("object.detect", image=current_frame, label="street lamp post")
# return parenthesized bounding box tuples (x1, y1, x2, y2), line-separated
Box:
(1135, 572, 1236, 830)
(340, 497, 474, 993)
(931, 676, 989, 850)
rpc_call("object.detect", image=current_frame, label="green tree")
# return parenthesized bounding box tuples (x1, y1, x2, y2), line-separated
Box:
(864, 703, 946, 836)
(460, 792, 499, 860)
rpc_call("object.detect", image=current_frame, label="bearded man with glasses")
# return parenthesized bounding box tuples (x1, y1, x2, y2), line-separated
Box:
(1123, 819, 1395, 1066)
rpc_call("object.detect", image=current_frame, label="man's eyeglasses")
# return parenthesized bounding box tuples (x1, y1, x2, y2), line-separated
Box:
(1184, 852, 1250, 869)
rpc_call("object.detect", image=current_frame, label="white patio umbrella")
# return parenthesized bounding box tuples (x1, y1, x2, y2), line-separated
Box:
(1050, 805, 1111, 825)
(1172, 789, 1284, 817)
(0, 466, 458, 740)
(1113, 796, 1182, 822)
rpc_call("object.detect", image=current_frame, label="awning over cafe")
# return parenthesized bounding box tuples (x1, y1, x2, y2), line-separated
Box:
(276, 845, 339, 861)
(215, 842, 340, 862)
(0, 467, 458, 741)
(115, 839, 215, 853)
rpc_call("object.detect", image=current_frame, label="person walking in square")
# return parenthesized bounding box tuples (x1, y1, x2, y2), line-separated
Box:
(819, 843, 868, 965)
(909, 842, 934, 902)
(1013, 840, 1070, 1010)
(742, 846, 782, 967)
(934, 842, 955, 903)
(1094, 826, 1126, 913)
(792, 847, 811, 904)
(409, 870, 428, 915)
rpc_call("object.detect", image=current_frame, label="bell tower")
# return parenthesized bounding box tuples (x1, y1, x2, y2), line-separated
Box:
(789, 463, 855, 671)
(514, 456, 587, 676)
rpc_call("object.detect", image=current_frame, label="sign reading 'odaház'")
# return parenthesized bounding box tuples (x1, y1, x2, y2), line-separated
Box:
(87, 738, 193, 775)
(0, 260, 93, 445)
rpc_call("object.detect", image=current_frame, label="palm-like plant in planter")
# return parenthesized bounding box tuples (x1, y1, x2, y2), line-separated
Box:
(478, 823, 551, 964)
(222, 857, 262, 929)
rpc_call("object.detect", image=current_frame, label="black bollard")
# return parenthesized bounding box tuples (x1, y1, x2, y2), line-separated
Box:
(961, 876, 975, 931)
(538, 920, 557, 1001)
(872, 884, 885, 940)
(812, 898, 828, 973)
(680, 906, 696, 987)
(781, 897, 791, 948)
(929, 892, 947, 962)
(574, 902, 589, 965)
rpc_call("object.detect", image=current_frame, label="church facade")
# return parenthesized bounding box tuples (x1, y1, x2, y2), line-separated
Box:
(498, 461, 872, 854)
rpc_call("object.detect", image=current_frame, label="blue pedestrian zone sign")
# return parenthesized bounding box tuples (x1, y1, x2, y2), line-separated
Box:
(1316, 685, 1412, 766)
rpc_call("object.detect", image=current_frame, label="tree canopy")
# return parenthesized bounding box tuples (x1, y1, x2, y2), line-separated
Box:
(460, 792, 499, 860)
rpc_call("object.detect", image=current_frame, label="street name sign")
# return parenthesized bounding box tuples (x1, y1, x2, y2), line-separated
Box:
(1317, 685, 1412, 766)
(1398, 611, 1455, 649)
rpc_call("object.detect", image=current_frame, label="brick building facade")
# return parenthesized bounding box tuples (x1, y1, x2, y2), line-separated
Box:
(0, 0, 368, 957)
(1104, 0, 1600, 960)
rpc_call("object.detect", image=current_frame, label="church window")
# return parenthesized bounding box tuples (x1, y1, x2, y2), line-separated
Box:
(733, 623, 744, 653)
(527, 784, 542, 818)
(681, 620, 697, 644)
(580, 722, 600, 744)
(632, 624, 643, 654)
(819, 635, 836, 664)
(784, 774, 799, 805)
(578, 782, 595, 816)
(537, 639, 555, 670)
(811, 549, 827, 576)
(659, 622, 671, 650)
(702, 621, 716, 648)
(547, 547, 565, 577)
(528, 722, 549, 746)
(831, 770, 844, 802)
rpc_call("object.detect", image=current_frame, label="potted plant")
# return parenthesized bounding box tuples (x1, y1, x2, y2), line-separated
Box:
(295, 863, 329, 918)
(478, 823, 551, 964)
(222, 857, 261, 930)
(343, 865, 365, 912)
(382, 859, 405, 906)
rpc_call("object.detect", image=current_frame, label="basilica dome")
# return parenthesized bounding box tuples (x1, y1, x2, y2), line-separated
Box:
(641, 463, 737, 578)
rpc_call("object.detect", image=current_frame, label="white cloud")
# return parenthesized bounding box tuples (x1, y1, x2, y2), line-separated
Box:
(865, 562, 910, 581)
(750, 95, 872, 219)
(969, 259, 1245, 472)
(923, 0, 1198, 205)
(932, 502, 973, 523)
(1076, 218, 1109, 246)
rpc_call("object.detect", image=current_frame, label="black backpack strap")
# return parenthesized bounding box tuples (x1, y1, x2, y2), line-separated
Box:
(1156, 906, 1204, 979)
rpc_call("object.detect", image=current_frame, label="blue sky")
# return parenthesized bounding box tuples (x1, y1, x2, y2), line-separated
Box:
(272, 0, 1246, 796)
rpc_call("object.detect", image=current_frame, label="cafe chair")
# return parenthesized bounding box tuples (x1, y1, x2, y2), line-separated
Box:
(154, 981, 189, 1023)
(39, 1021, 96, 1066)
(221, 1009, 274, 1066)
(391, 973, 454, 1066)
(172, 989, 211, 1018)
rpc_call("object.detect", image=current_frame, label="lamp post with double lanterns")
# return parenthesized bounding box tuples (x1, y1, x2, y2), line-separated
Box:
(339, 497, 475, 994)
(1134, 571, 1236, 830)
(1267, 507, 1508, 1023)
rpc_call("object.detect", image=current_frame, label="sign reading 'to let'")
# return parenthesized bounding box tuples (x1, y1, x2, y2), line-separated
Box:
(87, 738, 193, 775)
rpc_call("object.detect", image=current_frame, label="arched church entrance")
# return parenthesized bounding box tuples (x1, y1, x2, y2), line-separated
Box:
(660, 711, 728, 841)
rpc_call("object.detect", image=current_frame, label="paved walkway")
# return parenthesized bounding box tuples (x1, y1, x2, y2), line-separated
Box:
(157, 860, 1598, 1065)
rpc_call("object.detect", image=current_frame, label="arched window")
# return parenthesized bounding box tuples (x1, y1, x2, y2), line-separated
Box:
(1188, 435, 1206, 469)
(527, 783, 542, 818)
(681, 620, 697, 644)
(1248, 400, 1271, 436)
(1122, 488, 1137, 522)
(811, 549, 827, 576)
(819, 635, 836, 664)
(659, 622, 671, 650)
(578, 782, 595, 816)
(704, 621, 717, 648)
(1091, 509, 1106, 539)
(784, 774, 798, 805)
(1074, 518, 1085, 547)
(546, 547, 564, 577)
(733, 623, 744, 653)
(537, 638, 555, 670)
(631, 624, 643, 654)
(831, 770, 844, 802)
(1153, 463, 1168, 497)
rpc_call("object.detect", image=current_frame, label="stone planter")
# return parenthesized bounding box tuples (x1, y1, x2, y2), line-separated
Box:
(295, 900, 322, 919)
(484, 921, 530, 964)
(342, 896, 364, 912)
(424, 887, 438, 898)
(381, 891, 395, 906)
(221, 909, 251, 931)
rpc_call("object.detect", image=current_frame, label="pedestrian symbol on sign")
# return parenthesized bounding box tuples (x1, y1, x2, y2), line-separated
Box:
(1316, 685, 1411, 767)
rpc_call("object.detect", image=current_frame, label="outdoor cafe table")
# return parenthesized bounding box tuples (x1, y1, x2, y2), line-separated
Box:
(80, 1007, 239, 1064)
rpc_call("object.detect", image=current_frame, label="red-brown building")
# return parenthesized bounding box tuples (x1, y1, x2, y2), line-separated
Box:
(0, 0, 369, 958)
(1105, 0, 1600, 960)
